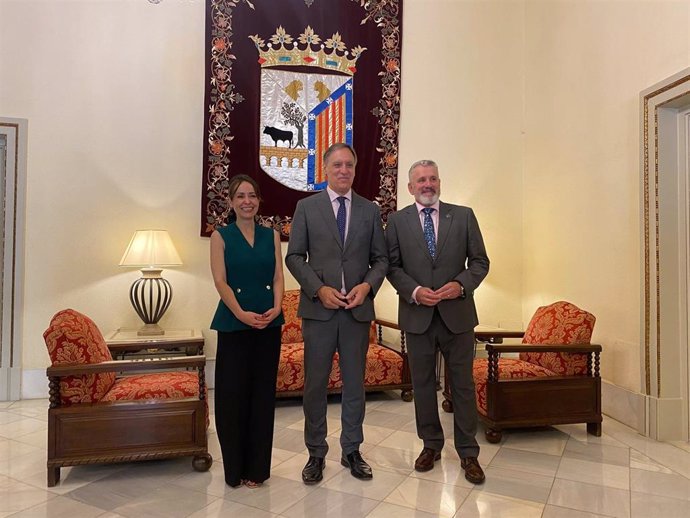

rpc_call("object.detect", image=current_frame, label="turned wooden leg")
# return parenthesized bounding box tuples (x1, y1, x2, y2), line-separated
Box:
(441, 397, 453, 413)
(47, 466, 60, 487)
(401, 389, 414, 402)
(587, 422, 602, 437)
(193, 453, 213, 472)
(485, 428, 502, 444)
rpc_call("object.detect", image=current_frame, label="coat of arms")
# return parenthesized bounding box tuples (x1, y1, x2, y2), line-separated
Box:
(250, 26, 365, 191)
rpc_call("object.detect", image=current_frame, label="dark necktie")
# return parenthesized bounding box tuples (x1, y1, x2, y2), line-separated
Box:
(422, 207, 436, 258)
(337, 196, 347, 244)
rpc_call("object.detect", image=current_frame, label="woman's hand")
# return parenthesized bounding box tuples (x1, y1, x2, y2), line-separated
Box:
(237, 310, 266, 328)
(255, 306, 282, 328)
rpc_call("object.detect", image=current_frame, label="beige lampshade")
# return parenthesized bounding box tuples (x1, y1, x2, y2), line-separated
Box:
(119, 230, 183, 268)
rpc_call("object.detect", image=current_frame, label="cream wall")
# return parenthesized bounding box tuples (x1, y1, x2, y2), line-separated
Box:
(523, 0, 690, 392)
(1, 0, 213, 370)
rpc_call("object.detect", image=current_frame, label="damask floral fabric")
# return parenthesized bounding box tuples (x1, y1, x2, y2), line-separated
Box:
(280, 290, 303, 344)
(519, 301, 595, 376)
(101, 372, 199, 401)
(43, 309, 116, 405)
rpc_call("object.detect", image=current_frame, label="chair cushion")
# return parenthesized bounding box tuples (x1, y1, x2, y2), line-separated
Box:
(276, 342, 403, 392)
(473, 358, 557, 416)
(519, 301, 595, 376)
(101, 371, 199, 402)
(43, 309, 116, 405)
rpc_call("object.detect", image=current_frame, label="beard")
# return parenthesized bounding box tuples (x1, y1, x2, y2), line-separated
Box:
(417, 191, 439, 206)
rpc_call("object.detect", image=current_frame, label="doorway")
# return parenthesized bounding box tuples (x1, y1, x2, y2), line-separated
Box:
(0, 118, 27, 401)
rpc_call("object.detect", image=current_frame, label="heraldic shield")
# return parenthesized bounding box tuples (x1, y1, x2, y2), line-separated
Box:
(251, 26, 364, 192)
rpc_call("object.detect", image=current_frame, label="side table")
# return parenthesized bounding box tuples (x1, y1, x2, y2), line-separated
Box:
(104, 329, 205, 360)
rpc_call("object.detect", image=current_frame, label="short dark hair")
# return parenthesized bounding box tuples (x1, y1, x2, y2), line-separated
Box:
(323, 143, 357, 165)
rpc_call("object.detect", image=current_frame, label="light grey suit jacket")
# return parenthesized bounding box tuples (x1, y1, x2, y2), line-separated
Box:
(386, 201, 489, 335)
(286, 190, 388, 322)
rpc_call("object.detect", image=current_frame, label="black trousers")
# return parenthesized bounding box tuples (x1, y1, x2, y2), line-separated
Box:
(214, 327, 281, 486)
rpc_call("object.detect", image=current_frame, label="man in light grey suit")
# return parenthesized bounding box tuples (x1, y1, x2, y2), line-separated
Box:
(386, 159, 489, 484)
(286, 143, 388, 484)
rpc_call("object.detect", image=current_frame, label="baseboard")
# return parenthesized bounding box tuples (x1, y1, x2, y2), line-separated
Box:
(645, 393, 686, 441)
(0, 367, 22, 400)
(19, 360, 217, 401)
(21, 369, 48, 399)
(205, 358, 215, 389)
(601, 380, 646, 434)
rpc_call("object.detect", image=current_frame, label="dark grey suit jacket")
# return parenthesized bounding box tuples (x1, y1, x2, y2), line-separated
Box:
(286, 190, 388, 322)
(386, 201, 489, 334)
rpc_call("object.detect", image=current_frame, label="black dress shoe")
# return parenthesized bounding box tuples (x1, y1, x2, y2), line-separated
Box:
(341, 450, 373, 480)
(302, 456, 325, 485)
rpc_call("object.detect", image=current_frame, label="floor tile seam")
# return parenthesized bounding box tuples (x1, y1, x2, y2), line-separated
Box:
(552, 471, 630, 492)
(282, 485, 380, 515)
(560, 451, 630, 469)
(544, 442, 567, 511)
(261, 485, 324, 516)
(324, 473, 405, 505)
(548, 473, 633, 504)
(173, 494, 222, 518)
(1, 490, 60, 515)
(558, 455, 633, 482)
(2, 471, 55, 493)
(629, 489, 690, 503)
(629, 463, 690, 484)
(542, 504, 619, 518)
(627, 445, 690, 480)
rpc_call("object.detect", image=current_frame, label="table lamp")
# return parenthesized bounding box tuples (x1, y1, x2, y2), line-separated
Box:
(119, 230, 183, 336)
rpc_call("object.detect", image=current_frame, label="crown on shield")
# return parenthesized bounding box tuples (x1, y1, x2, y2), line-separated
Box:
(249, 25, 366, 76)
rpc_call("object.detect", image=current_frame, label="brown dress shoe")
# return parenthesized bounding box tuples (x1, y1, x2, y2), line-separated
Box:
(414, 448, 441, 472)
(461, 456, 485, 484)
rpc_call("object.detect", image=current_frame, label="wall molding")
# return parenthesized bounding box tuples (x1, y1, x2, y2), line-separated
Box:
(0, 118, 28, 402)
(640, 70, 690, 440)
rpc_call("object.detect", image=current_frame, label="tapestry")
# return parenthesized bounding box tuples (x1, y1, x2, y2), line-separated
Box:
(201, 0, 402, 237)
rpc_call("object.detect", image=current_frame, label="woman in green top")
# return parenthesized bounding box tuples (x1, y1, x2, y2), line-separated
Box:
(210, 174, 284, 488)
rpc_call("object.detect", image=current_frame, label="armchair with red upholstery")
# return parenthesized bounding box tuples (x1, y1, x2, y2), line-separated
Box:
(472, 301, 602, 443)
(44, 309, 212, 487)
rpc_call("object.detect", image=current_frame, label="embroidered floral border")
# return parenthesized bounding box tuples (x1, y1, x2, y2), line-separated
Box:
(202, 0, 401, 236)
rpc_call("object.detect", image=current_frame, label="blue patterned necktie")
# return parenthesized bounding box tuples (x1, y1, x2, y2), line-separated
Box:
(336, 196, 347, 244)
(422, 207, 436, 258)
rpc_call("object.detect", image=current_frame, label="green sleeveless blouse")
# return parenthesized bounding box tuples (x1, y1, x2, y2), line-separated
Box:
(210, 223, 285, 332)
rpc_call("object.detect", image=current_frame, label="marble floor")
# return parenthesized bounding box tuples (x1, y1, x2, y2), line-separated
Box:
(1, 392, 689, 518)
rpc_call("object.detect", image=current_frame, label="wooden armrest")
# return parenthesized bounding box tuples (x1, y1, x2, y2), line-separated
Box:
(485, 343, 602, 354)
(47, 355, 207, 377)
(475, 330, 525, 344)
(374, 318, 400, 331)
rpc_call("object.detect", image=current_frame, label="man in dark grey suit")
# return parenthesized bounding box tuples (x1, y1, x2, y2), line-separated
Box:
(286, 143, 388, 484)
(386, 159, 489, 484)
